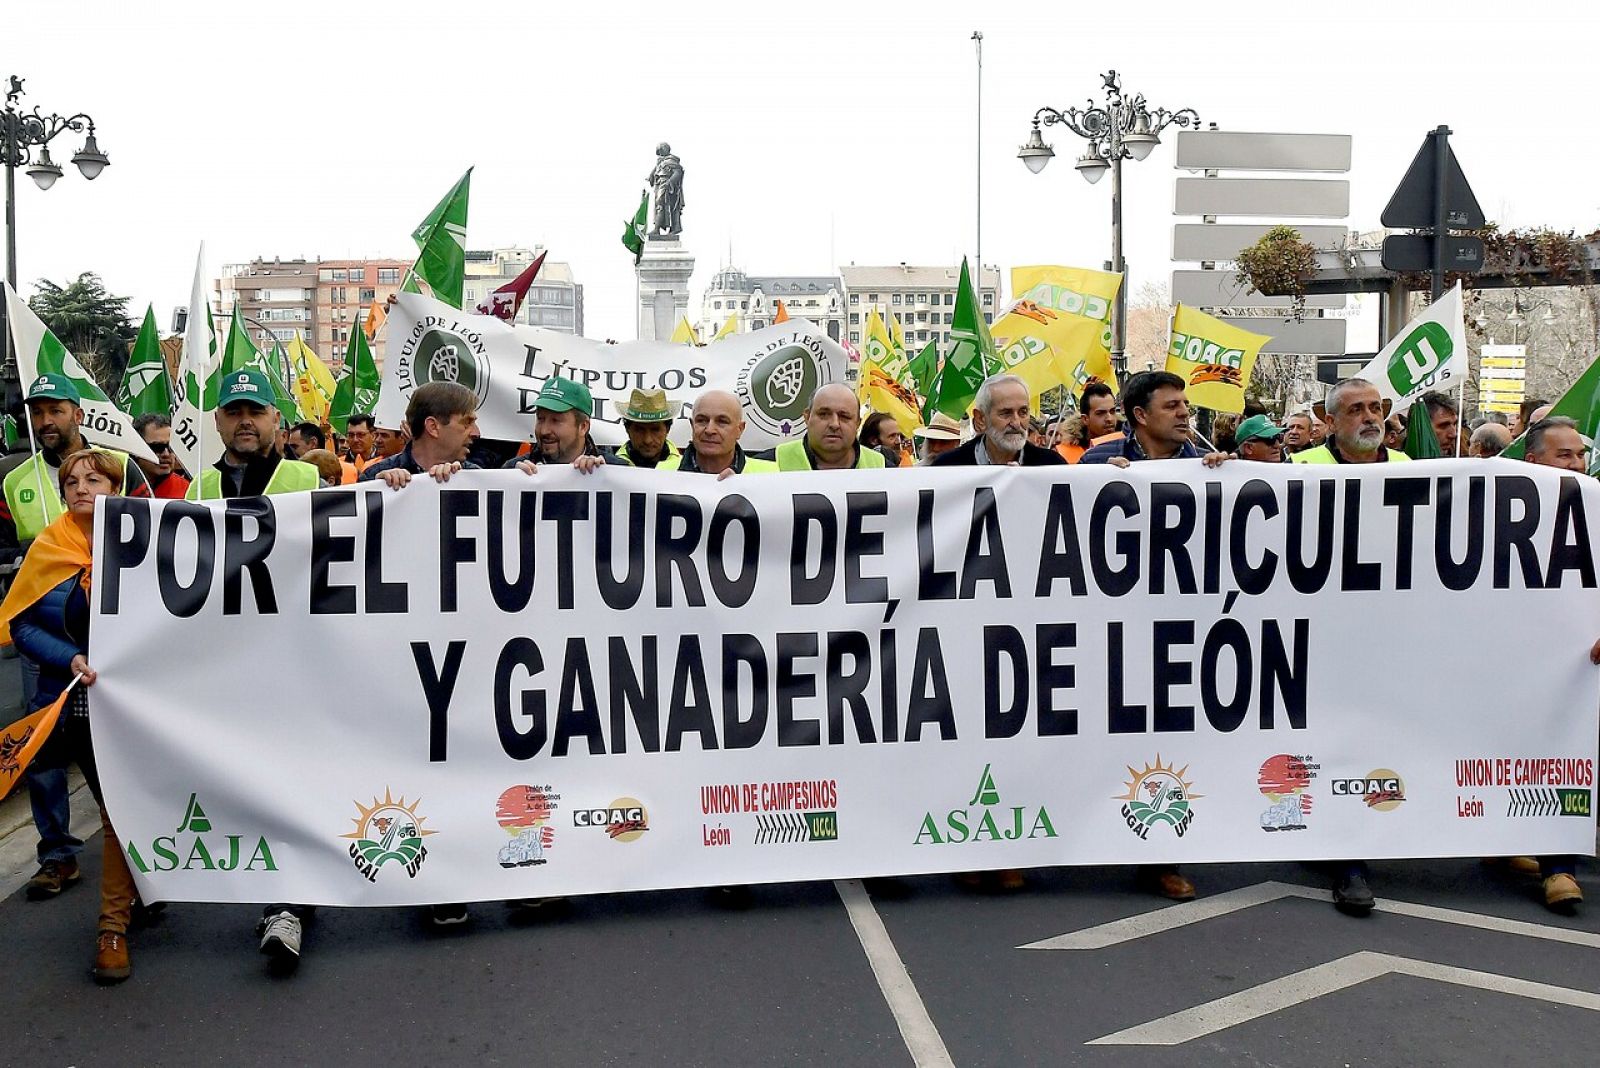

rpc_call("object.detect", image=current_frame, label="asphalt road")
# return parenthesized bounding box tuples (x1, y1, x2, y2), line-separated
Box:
(7, 835, 1598, 1067)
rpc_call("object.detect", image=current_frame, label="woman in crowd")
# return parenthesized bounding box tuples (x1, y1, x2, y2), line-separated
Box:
(0, 450, 139, 984)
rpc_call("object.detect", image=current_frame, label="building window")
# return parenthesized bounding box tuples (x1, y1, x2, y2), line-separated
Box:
(377, 268, 401, 285)
(360, 288, 375, 302)
(982, 293, 993, 305)
(753, 320, 766, 330)
(917, 293, 928, 304)
(849, 293, 859, 304)
(850, 332, 861, 343)
(349, 268, 365, 283)
(318, 268, 348, 282)
(944, 313, 953, 324)
(868, 293, 878, 301)
(713, 300, 722, 310)
(849, 313, 860, 324)
(944, 293, 954, 305)
(892, 294, 902, 304)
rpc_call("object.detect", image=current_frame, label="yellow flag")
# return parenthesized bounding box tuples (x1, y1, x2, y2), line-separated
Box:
(887, 309, 906, 365)
(714, 315, 738, 340)
(862, 308, 909, 385)
(288, 334, 336, 425)
(996, 265, 1123, 398)
(1165, 304, 1271, 414)
(861, 363, 923, 435)
(670, 316, 697, 345)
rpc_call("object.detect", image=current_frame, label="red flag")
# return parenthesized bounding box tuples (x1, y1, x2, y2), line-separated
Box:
(476, 252, 547, 322)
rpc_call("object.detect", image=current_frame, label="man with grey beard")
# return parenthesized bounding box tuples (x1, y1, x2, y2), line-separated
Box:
(929, 374, 1066, 467)
(1290, 377, 1410, 466)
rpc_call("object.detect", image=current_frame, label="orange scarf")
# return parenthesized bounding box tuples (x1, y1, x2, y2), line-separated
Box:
(0, 512, 92, 646)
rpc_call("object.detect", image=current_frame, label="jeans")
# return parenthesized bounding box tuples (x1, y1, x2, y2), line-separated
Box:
(1540, 856, 1578, 877)
(22, 655, 82, 864)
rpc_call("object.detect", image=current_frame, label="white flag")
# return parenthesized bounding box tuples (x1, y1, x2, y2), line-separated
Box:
(3, 282, 157, 464)
(1354, 282, 1466, 409)
(171, 244, 219, 480)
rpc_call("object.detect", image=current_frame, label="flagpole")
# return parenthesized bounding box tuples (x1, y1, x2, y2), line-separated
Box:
(972, 30, 983, 285)
(2, 283, 52, 525)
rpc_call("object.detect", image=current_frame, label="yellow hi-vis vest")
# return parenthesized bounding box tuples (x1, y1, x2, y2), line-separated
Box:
(186, 458, 320, 499)
(775, 439, 887, 471)
(3, 448, 136, 542)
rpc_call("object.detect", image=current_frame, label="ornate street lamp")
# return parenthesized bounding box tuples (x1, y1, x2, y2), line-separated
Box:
(2, 75, 111, 408)
(1018, 70, 1197, 377)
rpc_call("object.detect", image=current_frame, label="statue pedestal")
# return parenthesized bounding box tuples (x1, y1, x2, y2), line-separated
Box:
(636, 235, 695, 341)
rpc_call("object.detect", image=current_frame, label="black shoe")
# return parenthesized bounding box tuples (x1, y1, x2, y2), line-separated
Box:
(1333, 871, 1376, 915)
(709, 884, 753, 910)
(428, 903, 471, 927)
(131, 900, 168, 928)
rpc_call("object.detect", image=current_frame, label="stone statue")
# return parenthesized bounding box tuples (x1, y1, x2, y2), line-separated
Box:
(648, 142, 685, 237)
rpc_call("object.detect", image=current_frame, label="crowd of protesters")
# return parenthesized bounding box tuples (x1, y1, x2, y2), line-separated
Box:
(0, 363, 1592, 987)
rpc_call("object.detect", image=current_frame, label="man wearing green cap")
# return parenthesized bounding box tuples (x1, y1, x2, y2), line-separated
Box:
(186, 369, 319, 499)
(1233, 414, 1287, 463)
(3, 374, 149, 545)
(615, 386, 680, 469)
(507, 377, 619, 473)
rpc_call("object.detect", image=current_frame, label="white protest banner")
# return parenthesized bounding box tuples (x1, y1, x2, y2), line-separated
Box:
(90, 462, 1597, 906)
(375, 292, 855, 451)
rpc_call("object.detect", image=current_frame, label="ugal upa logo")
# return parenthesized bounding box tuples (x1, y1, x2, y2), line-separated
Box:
(1116, 757, 1201, 839)
(127, 793, 277, 874)
(342, 789, 435, 882)
(913, 764, 1058, 845)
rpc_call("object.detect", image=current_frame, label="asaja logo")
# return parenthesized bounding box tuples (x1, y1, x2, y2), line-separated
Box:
(573, 796, 649, 843)
(497, 784, 558, 866)
(1387, 321, 1453, 396)
(1117, 757, 1201, 839)
(1331, 769, 1406, 812)
(341, 789, 434, 882)
(1259, 754, 1318, 832)
(412, 327, 492, 404)
(127, 793, 277, 874)
(736, 333, 828, 437)
(913, 763, 1058, 845)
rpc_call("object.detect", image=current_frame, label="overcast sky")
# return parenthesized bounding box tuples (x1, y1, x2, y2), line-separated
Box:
(14, 0, 1600, 346)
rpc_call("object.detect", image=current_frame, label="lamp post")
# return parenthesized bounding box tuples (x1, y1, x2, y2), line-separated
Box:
(1, 75, 111, 408)
(1018, 70, 1197, 378)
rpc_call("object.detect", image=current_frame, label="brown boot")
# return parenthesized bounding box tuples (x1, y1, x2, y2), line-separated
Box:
(1544, 873, 1583, 913)
(26, 858, 81, 900)
(93, 930, 131, 984)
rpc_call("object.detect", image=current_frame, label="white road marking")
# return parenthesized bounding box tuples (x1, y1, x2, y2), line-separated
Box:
(1086, 951, 1600, 1045)
(1018, 880, 1600, 951)
(835, 879, 955, 1068)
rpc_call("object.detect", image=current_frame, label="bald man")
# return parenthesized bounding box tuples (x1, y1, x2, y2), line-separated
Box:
(775, 384, 886, 471)
(659, 390, 777, 475)
(1469, 422, 1511, 458)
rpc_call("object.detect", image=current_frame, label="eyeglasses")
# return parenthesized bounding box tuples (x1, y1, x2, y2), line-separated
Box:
(147, 442, 172, 454)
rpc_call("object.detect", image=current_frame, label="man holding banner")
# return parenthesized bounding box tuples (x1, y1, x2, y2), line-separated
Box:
(185, 372, 319, 500)
(775, 385, 886, 471)
(659, 391, 777, 476)
(615, 388, 681, 470)
(929, 375, 1065, 468)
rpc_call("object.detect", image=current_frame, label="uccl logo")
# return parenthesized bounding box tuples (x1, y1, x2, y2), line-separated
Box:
(1387, 322, 1453, 396)
(413, 327, 492, 404)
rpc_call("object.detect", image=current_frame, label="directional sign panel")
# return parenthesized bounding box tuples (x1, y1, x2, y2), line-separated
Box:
(1219, 315, 1346, 355)
(1175, 130, 1354, 173)
(1175, 178, 1350, 219)
(1381, 234, 1485, 272)
(1172, 270, 1345, 309)
(1173, 223, 1350, 263)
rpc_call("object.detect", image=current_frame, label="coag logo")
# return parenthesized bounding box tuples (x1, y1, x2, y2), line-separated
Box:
(1387, 322, 1453, 396)
(573, 797, 649, 843)
(128, 793, 277, 874)
(1331, 769, 1406, 812)
(914, 763, 1057, 845)
(413, 327, 492, 404)
(341, 789, 434, 882)
(1116, 757, 1201, 839)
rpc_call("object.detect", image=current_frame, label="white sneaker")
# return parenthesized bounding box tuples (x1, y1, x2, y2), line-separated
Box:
(258, 910, 303, 965)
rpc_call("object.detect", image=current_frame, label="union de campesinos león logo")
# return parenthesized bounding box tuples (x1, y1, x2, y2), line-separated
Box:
(914, 763, 1058, 845)
(342, 789, 435, 882)
(127, 793, 277, 874)
(1116, 757, 1201, 839)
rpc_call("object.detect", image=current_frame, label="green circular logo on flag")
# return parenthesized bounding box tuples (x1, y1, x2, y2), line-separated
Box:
(737, 338, 826, 437)
(412, 328, 491, 405)
(1387, 321, 1453, 396)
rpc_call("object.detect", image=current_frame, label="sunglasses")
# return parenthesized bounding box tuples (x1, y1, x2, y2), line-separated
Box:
(147, 441, 173, 454)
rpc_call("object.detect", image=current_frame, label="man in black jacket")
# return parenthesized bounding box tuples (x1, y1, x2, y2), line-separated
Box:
(929, 374, 1066, 467)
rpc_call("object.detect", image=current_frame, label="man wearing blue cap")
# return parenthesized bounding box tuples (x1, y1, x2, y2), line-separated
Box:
(186, 369, 319, 500)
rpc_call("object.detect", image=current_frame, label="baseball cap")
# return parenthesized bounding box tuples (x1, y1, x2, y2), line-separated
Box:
(535, 377, 594, 417)
(217, 368, 275, 409)
(26, 373, 82, 406)
(1234, 414, 1285, 444)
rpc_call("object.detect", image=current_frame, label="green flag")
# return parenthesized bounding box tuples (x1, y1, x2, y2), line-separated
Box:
(329, 323, 380, 433)
(1503, 353, 1600, 472)
(410, 169, 472, 308)
(2, 414, 17, 450)
(1403, 398, 1443, 459)
(267, 337, 301, 422)
(622, 189, 648, 265)
(117, 304, 173, 418)
(926, 259, 994, 420)
(906, 339, 940, 399)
